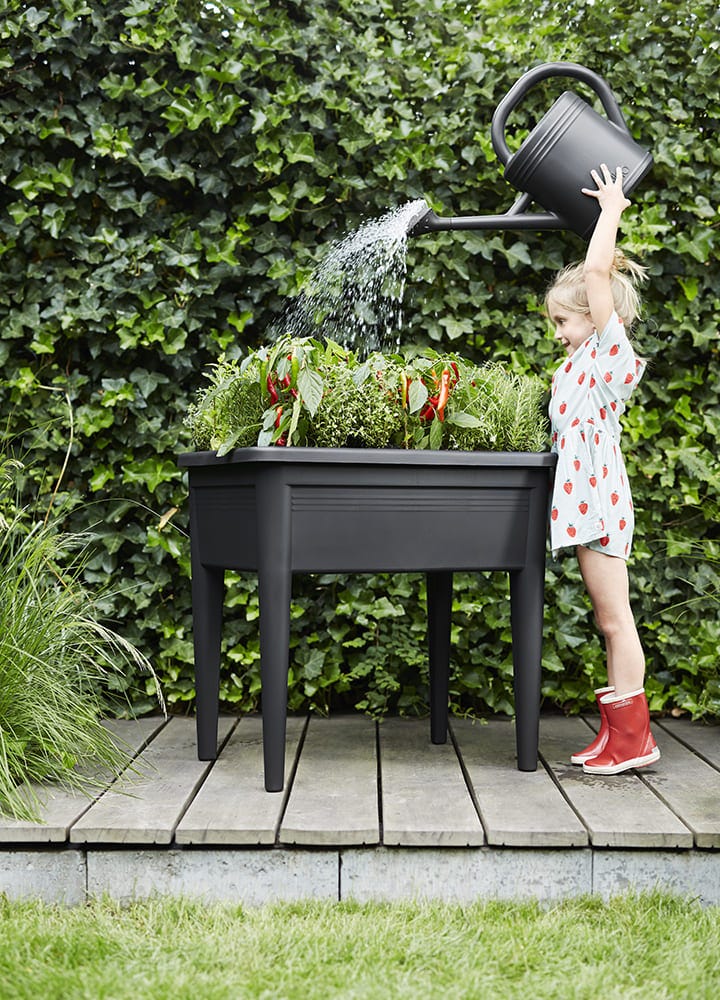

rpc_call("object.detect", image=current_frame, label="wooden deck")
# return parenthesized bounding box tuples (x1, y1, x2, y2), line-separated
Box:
(1, 714, 719, 906)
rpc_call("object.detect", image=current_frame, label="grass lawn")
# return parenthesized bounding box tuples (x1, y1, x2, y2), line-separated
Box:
(0, 891, 718, 999)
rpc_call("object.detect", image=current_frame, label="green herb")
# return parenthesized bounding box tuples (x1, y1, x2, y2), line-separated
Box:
(186, 338, 548, 454)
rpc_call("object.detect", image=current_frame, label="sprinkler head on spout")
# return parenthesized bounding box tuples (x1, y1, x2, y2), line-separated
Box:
(404, 201, 437, 237)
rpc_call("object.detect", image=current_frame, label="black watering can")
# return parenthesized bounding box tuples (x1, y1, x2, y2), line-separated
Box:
(409, 62, 653, 241)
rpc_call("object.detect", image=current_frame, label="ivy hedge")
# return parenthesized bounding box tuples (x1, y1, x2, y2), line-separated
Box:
(1, 0, 718, 719)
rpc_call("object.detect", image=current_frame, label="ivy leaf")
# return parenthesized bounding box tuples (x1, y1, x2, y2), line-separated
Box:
(284, 132, 315, 164)
(24, 6, 50, 29)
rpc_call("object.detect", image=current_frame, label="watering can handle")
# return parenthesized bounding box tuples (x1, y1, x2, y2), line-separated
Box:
(491, 61, 631, 167)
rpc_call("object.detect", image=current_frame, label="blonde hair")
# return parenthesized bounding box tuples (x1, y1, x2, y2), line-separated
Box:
(545, 250, 648, 328)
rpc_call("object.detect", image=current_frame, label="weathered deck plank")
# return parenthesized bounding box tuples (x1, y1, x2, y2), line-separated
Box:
(70, 716, 235, 845)
(638, 725, 720, 848)
(279, 715, 379, 846)
(539, 716, 693, 848)
(0, 717, 164, 844)
(379, 718, 484, 847)
(454, 717, 588, 847)
(657, 718, 720, 771)
(175, 715, 306, 845)
(1, 714, 718, 861)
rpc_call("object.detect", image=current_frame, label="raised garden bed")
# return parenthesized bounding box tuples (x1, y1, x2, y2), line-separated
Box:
(178, 445, 556, 791)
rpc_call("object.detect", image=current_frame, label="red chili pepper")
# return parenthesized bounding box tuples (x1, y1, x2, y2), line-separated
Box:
(267, 375, 279, 404)
(450, 362, 460, 385)
(436, 368, 451, 422)
(274, 405, 283, 428)
(419, 395, 439, 423)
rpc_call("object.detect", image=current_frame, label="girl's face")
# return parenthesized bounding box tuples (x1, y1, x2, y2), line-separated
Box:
(547, 298, 595, 356)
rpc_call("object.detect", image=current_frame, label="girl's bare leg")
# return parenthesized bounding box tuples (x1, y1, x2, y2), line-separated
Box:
(576, 545, 645, 695)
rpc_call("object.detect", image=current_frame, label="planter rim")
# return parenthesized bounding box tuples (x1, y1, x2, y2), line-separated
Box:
(178, 446, 557, 469)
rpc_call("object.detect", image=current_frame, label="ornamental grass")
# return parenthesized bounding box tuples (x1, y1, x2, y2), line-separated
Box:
(0, 455, 162, 820)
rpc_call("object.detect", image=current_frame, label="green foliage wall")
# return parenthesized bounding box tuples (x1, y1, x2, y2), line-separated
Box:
(1, 0, 718, 718)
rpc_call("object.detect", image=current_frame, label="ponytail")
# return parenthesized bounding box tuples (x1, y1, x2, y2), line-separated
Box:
(608, 250, 648, 327)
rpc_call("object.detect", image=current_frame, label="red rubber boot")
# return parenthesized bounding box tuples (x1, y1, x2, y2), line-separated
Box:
(583, 688, 660, 775)
(570, 686, 614, 765)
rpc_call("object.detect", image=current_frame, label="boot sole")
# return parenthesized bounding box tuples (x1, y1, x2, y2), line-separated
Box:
(582, 747, 661, 775)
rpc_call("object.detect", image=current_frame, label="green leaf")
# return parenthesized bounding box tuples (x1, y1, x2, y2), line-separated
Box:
(297, 368, 324, 416)
(215, 431, 241, 457)
(284, 132, 316, 164)
(352, 362, 372, 387)
(408, 379, 428, 414)
(121, 458, 180, 493)
(429, 417, 444, 450)
(447, 411, 483, 428)
(287, 396, 302, 444)
(24, 6, 50, 29)
(677, 276, 699, 301)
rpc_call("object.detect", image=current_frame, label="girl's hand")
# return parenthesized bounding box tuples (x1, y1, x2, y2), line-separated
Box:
(582, 163, 631, 216)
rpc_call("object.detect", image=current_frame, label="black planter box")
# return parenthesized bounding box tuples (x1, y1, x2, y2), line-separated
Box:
(178, 447, 557, 791)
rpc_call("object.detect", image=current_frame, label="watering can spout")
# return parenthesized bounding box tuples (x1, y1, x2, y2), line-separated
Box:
(407, 194, 566, 237)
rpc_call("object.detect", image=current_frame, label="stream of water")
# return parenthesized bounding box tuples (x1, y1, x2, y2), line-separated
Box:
(273, 199, 427, 356)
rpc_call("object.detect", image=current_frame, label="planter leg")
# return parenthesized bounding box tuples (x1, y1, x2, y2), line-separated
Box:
(427, 571, 452, 744)
(257, 473, 292, 793)
(192, 564, 225, 760)
(509, 565, 543, 771)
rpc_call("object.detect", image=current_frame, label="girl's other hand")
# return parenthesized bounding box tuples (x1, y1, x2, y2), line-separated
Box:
(582, 163, 631, 216)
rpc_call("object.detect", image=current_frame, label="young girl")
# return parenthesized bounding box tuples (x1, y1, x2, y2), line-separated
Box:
(546, 163, 659, 775)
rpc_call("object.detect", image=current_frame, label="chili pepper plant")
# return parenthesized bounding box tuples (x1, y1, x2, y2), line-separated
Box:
(186, 336, 548, 455)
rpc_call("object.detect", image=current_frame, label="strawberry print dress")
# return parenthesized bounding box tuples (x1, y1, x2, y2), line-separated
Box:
(549, 311, 645, 560)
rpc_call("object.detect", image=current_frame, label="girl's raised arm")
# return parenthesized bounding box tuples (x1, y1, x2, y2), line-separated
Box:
(582, 164, 631, 334)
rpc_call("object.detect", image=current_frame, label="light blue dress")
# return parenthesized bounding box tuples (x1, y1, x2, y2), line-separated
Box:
(548, 311, 646, 560)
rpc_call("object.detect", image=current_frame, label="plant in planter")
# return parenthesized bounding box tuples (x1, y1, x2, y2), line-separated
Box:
(185, 336, 549, 456)
(0, 453, 164, 820)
